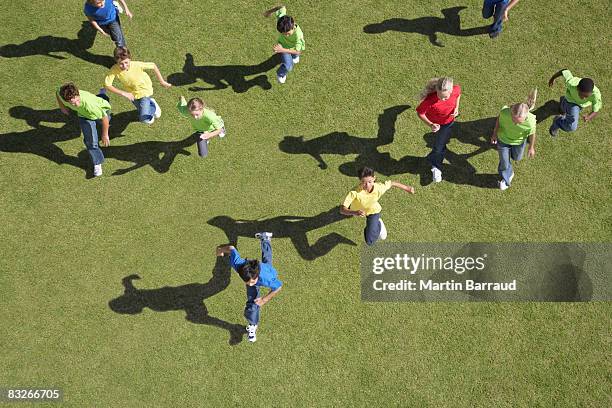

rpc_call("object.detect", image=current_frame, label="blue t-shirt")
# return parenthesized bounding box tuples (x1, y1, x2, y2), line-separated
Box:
(229, 248, 283, 291)
(84, 1, 117, 25)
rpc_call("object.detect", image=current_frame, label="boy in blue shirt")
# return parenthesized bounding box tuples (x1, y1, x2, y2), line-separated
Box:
(84, 0, 132, 48)
(216, 232, 282, 343)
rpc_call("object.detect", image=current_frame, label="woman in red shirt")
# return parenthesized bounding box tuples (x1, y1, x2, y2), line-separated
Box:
(416, 77, 461, 182)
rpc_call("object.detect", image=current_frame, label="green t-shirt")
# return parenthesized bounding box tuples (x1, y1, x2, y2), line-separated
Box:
(497, 106, 536, 145)
(562, 70, 602, 112)
(177, 97, 224, 132)
(58, 89, 111, 120)
(274, 6, 305, 51)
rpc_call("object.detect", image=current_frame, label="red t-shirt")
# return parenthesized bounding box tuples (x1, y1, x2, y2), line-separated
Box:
(416, 85, 461, 125)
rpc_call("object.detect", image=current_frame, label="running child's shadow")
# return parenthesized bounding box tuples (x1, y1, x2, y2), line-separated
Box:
(279, 100, 560, 188)
(0, 21, 115, 68)
(363, 6, 489, 47)
(208, 207, 355, 261)
(108, 256, 245, 345)
(167, 53, 281, 93)
(1, 106, 199, 177)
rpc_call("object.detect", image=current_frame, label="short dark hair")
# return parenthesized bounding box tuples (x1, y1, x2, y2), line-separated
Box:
(113, 47, 131, 62)
(577, 78, 594, 93)
(59, 83, 79, 101)
(277, 15, 295, 34)
(238, 259, 260, 282)
(358, 167, 375, 179)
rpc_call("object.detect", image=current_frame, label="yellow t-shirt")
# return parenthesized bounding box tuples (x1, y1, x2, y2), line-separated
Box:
(105, 61, 156, 99)
(342, 181, 392, 216)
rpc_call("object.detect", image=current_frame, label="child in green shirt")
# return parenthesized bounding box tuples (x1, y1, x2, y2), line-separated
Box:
(177, 96, 225, 157)
(264, 5, 305, 84)
(490, 89, 537, 190)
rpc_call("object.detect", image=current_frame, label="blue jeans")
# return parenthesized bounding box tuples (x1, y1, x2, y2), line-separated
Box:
(101, 13, 126, 48)
(365, 213, 381, 246)
(426, 121, 455, 170)
(551, 96, 581, 133)
(244, 238, 273, 325)
(132, 97, 155, 123)
(482, 0, 509, 35)
(277, 53, 294, 77)
(79, 92, 110, 166)
(497, 140, 526, 185)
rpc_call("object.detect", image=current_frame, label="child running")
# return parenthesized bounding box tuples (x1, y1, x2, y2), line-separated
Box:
(416, 77, 461, 183)
(264, 5, 305, 84)
(104, 47, 171, 124)
(548, 69, 602, 137)
(177, 96, 225, 158)
(84, 0, 132, 48)
(56, 83, 112, 177)
(490, 89, 538, 190)
(341, 167, 415, 246)
(216, 233, 283, 343)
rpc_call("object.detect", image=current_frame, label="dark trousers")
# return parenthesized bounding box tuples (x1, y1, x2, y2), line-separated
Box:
(426, 121, 455, 170)
(364, 213, 381, 246)
(100, 14, 126, 48)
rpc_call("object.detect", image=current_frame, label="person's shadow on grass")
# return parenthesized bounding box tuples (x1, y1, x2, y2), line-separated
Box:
(167, 53, 281, 93)
(208, 207, 356, 261)
(363, 7, 489, 47)
(108, 256, 245, 345)
(0, 21, 115, 68)
(1, 106, 201, 177)
(279, 100, 560, 188)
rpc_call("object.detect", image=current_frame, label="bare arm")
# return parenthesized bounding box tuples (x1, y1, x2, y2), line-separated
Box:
(527, 133, 536, 158)
(87, 17, 109, 36)
(216, 245, 235, 256)
(390, 181, 415, 194)
(200, 128, 223, 140)
(340, 205, 365, 217)
(150, 64, 172, 88)
(491, 117, 500, 144)
(118, 0, 133, 18)
(273, 44, 301, 55)
(583, 111, 599, 122)
(100, 115, 110, 146)
(548, 69, 567, 87)
(105, 84, 134, 101)
(56, 93, 69, 115)
(503, 0, 520, 21)
(255, 287, 281, 306)
(263, 5, 284, 17)
(453, 94, 461, 116)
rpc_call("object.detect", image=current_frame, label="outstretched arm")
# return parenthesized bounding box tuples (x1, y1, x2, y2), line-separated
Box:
(150, 63, 172, 88)
(390, 181, 415, 194)
(503, 0, 520, 21)
(548, 69, 567, 87)
(86, 17, 109, 37)
(263, 5, 284, 17)
(118, 0, 133, 18)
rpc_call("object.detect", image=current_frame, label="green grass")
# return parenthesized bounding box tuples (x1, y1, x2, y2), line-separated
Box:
(1, 1, 610, 407)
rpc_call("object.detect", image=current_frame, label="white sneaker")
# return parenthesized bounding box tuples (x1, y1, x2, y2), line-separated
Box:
(144, 117, 155, 125)
(499, 180, 509, 191)
(509, 172, 515, 184)
(255, 232, 273, 240)
(432, 167, 442, 183)
(246, 324, 257, 343)
(93, 164, 103, 177)
(151, 98, 161, 119)
(277, 75, 287, 84)
(113, 1, 124, 14)
(378, 219, 387, 240)
(292, 55, 300, 64)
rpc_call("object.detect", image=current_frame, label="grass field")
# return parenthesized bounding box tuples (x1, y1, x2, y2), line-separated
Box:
(1, 1, 610, 407)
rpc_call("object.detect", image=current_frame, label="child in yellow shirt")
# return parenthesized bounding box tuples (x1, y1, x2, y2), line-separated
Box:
(104, 47, 171, 124)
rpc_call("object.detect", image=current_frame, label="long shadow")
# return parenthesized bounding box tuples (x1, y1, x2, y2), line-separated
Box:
(1, 106, 198, 177)
(109, 256, 245, 345)
(363, 7, 489, 47)
(167, 53, 281, 93)
(279, 100, 560, 188)
(0, 22, 115, 68)
(208, 207, 356, 261)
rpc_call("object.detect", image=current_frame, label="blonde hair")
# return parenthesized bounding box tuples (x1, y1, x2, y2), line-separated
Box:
(510, 88, 538, 118)
(420, 77, 454, 99)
